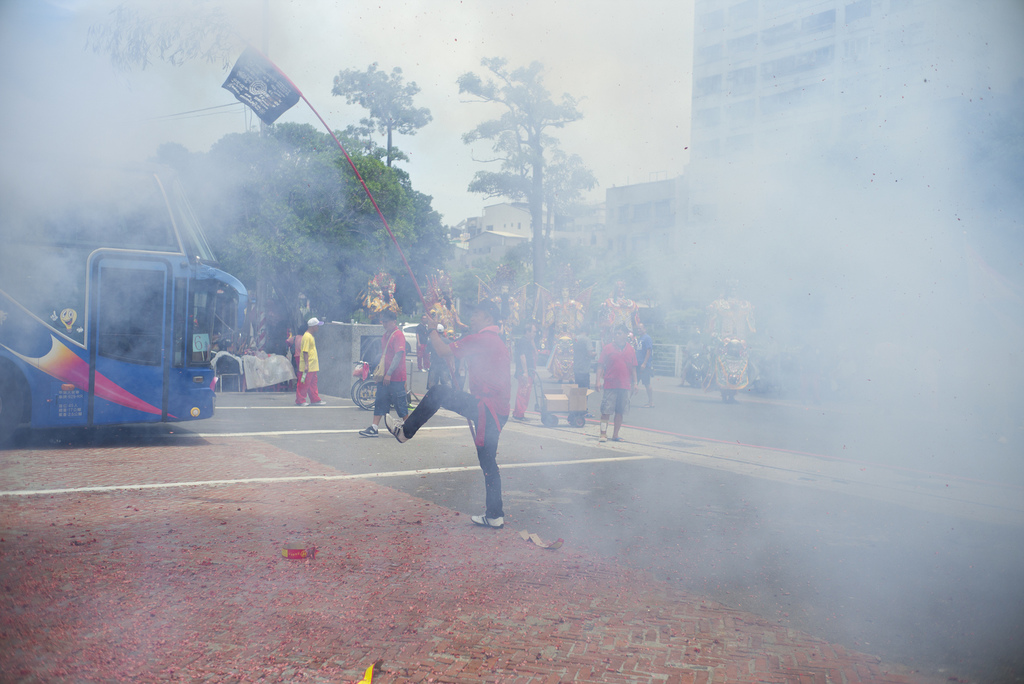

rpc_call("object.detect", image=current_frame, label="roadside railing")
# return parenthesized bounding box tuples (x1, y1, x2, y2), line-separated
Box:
(652, 344, 686, 377)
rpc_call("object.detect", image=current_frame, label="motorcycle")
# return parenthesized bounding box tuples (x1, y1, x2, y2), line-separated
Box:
(711, 337, 750, 402)
(350, 361, 377, 411)
(681, 345, 712, 388)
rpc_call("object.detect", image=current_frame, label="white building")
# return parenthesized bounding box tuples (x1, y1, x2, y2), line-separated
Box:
(687, 0, 1000, 223)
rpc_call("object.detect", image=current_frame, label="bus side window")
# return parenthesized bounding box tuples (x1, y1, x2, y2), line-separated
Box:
(172, 278, 187, 367)
(97, 267, 165, 366)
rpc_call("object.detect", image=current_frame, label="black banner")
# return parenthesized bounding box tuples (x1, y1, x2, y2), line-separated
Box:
(222, 47, 300, 125)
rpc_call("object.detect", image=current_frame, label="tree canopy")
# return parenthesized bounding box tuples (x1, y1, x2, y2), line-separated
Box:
(332, 63, 433, 167)
(458, 57, 588, 289)
(87, 1, 237, 71)
(158, 123, 450, 325)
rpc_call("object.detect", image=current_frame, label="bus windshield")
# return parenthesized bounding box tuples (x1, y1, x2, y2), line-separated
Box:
(188, 279, 242, 366)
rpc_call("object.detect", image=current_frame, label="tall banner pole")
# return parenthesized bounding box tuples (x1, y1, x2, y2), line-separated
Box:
(223, 46, 428, 311)
(223, 47, 474, 436)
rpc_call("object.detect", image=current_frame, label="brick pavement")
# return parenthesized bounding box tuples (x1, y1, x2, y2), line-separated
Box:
(0, 438, 944, 683)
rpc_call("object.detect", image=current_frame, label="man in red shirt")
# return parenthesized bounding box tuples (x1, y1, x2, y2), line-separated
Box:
(596, 324, 637, 442)
(359, 310, 408, 437)
(385, 299, 511, 529)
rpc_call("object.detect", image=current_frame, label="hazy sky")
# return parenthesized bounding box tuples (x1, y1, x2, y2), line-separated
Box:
(0, 0, 695, 224)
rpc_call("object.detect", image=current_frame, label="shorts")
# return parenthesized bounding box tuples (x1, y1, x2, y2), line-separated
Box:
(374, 380, 409, 418)
(638, 365, 652, 385)
(600, 388, 630, 416)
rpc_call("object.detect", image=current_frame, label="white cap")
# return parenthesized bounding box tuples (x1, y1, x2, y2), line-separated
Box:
(307, 317, 323, 327)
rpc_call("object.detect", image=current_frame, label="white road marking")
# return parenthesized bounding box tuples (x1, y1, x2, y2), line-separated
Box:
(0, 455, 651, 497)
(216, 405, 361, 410)
(189, 426, 466, 438)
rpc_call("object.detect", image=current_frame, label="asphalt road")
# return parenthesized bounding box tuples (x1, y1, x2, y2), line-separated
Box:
(6, 374, 1023, 683)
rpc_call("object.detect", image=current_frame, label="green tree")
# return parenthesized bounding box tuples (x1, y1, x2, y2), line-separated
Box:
(458, 58, 586, 290)
(169, 123, 449, 323)
(543, 149, 598, 241)
(332, 63, 433, 168)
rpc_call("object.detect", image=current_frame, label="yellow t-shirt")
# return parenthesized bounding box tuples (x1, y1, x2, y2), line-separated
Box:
(300, 331, 319, 372)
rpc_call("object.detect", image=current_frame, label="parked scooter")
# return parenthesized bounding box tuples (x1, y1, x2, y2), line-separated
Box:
(681, 345, 712, 388)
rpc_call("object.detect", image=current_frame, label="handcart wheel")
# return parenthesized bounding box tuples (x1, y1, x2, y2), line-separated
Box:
(541, 412, 558, 427)
(569, 412, 587, 428)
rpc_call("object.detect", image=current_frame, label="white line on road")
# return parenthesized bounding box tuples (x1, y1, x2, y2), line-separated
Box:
(188, 426, 467, 438)
(216, 405, 361, 410)
(0, 455, 651, 497)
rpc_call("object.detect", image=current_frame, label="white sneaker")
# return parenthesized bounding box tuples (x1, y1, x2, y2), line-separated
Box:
(470, 514, 504, 529)
(383, 414, 408, 443)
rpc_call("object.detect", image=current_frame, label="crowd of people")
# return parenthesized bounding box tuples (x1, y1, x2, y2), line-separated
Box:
(279, 275, 762, 531)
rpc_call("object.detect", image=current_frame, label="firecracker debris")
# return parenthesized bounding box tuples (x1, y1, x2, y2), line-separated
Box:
(0, 438, 941, 683)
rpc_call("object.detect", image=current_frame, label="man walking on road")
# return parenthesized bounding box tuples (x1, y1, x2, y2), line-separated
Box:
(359, 310, 408, 437)
(384, 299, 511, 529)
(296, 317, 326, 406)
(512, 320, 538, 421)
(636, 322, 654, 408)
(596, 324, 637, 442)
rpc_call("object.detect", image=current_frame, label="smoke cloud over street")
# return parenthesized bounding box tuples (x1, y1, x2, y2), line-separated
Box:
(1, 1, 1022, 682)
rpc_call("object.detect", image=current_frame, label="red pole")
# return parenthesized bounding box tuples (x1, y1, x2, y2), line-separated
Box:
(250, 51, 473, 437)
(256, 49, 428, 311)
(300, 94, 428, 310)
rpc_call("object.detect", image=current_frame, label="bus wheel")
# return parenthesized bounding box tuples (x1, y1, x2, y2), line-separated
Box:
(0, 371, 26, 445)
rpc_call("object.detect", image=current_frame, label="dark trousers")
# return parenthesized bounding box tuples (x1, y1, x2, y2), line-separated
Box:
(403, 384, 507, 519)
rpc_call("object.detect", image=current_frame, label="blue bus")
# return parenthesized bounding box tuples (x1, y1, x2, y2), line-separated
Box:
(0, 165, 247, 444)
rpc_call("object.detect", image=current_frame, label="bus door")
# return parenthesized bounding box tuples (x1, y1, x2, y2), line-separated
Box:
(88, 256, 172, 425)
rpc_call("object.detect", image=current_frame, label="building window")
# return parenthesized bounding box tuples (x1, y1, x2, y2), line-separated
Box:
(844, 35, 870, 61)
(653, 200, 672, 226)
(727, 66, 756, 95)
(761, 20, 799, 47)
(698, 9, 725, 31)
(633, 203, 651, 221)
(695, 74, 723, 97)
(696, 43, 724, 65)
(845, 0, 871, 22)
(761, 45, 835, 80)
(728, 0, 758, 29)
(486, 224, 494, 231)
(728, 33, 758, 56)
(726, 98, 756, 125)
(760, 89, 795, 116)
(617, 205, 630, 223)
(802, 9, 836, 34)
(693, 107, 722, 129)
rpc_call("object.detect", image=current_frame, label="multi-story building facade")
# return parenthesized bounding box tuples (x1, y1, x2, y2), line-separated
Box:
(451, 201, 610, 268)
(687, 0, 980, 222)
(604, 176, 687, 255)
